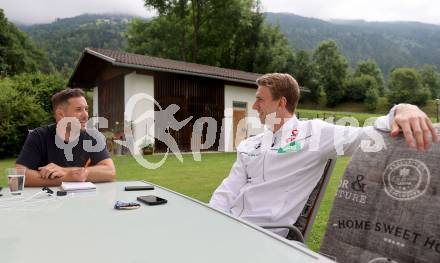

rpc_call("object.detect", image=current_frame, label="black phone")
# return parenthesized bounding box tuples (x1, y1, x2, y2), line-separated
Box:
(137, 195, 167, 206)
(125, 185, 154, 191)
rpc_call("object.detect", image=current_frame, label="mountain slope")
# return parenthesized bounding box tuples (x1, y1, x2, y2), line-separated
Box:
(0, 9, 53, 75)
(19, 14, 132, 69)
(265, 12, 440, 76)
(16, 12, 440, 77)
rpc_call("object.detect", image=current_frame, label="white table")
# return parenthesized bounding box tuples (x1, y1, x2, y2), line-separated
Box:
(0, 181, 334, 263)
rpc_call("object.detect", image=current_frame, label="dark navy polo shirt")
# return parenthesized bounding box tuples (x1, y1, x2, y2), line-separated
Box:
(16, 124, 110, 170)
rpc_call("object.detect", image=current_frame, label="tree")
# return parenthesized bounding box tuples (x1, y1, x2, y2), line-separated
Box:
(12, 72, 66, 113)
(387, 67, 431, 106)
(353, 59, 385, 96)
(0, 78, 48, 158)
(127, 0, 293, 73)
(0, 72, 66, 158)
(136, 0, 248, 62)
(126, 16, 187, 61)
(289, 50, 321, 102)
(345, 74, 379, 110)
(0, 9, 53, 76)
(313, 40, 348, 107)
(345, 75, 379, 102)
(419, 64, 440, 99)
(252, 24, 294, 73)
(365, 87, 379, 112)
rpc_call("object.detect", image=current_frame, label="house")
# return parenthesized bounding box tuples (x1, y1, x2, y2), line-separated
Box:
(69, 48, 266, 153)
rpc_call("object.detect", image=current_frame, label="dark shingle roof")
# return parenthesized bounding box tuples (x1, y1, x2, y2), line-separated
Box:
(85, 48, 262, 85)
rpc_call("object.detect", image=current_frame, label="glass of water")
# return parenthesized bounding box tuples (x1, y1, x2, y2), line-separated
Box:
(6, 168, 26, 195)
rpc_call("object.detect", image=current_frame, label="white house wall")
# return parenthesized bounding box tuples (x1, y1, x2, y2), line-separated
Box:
(124, 72, 155, 155)
(224, 85, 263, 152)
(92, 86, 98, 117)
(91, 86, 102, 129)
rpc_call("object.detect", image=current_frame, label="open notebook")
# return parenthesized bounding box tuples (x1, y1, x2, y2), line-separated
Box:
(61, 182, 96, 192)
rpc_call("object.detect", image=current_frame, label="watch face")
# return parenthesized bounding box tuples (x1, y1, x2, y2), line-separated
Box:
(368, 258, 398, 263)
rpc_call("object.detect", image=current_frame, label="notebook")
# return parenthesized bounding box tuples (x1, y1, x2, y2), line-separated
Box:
(61, 182, 96, 192)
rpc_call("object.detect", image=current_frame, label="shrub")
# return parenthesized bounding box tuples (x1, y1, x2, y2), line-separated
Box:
(13, 72, 66, 113)
(345, 75, 379, 102)
(0, 79, 49, 158)
(387, 68, 431, 106)
(365, 87, 379, 112)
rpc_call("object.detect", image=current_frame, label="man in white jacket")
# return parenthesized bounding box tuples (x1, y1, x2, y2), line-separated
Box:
(209, 73, 438, 234)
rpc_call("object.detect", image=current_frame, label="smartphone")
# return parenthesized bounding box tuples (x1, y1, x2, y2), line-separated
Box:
(137, 195, 167, 206)
(125, 185, 154, 191)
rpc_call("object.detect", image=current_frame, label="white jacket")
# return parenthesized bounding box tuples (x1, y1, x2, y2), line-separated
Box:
(209, 110, 395, 230)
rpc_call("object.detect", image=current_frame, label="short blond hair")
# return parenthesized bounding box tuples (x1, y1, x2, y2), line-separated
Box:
(256, 73, 300, 113)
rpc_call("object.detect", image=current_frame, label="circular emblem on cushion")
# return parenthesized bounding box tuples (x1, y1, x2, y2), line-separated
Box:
(382, 159, 430, 201)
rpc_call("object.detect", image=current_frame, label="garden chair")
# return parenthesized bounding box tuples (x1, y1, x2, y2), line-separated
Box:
(259, 158, 336, 243)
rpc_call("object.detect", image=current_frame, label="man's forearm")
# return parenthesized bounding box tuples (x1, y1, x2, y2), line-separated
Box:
(16, 162, 115, 186)
(17, 165, 66, 187)
(86, 165, 116, 182)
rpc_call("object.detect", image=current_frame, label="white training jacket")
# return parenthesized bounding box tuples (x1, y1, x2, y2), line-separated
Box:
(209, 109, 396, 232)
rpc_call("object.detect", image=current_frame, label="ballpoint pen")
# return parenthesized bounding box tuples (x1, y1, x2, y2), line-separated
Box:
(83, 158, 91, 177)
(84, 158, 91, 169)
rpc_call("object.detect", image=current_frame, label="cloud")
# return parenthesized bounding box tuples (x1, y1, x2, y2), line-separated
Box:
(0, 0, 153, 24)
(1, 0, 439, 25)
(260, 0, 440, 24)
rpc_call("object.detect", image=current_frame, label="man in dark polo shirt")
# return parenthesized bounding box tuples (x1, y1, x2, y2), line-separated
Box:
(16, 88, 116, 186)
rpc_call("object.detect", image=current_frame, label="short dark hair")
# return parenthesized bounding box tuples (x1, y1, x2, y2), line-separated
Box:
(51, 88, 85, 110)
(256, 73, 300, 113)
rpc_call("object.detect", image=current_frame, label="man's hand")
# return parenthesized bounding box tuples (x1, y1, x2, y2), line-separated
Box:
(38, 163, 88, 182)
(391, 104, 438, 151)
(69, 168, 88, 182)
(38, 163, 67, 179)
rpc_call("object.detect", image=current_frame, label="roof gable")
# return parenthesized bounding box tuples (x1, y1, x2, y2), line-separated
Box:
(74, 48, 262, 85)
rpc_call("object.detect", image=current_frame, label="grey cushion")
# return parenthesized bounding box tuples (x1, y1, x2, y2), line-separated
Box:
(320, 127, 440, 263)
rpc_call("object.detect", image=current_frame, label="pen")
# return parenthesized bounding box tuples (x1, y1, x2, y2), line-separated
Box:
(84, 158, 91, 169)
(82, 158, 91, 177)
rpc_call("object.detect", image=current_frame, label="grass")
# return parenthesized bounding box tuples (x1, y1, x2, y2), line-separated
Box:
(296, 108, 381, 126)
(112, 153, 237, 202)
(300, 98, 390, 114)
(301, 98, 439, 116)
(297, 101, 439, 125)
(0, 153, 351, 252)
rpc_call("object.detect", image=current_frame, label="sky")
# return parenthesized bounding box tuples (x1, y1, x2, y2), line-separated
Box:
(1, 0, 440, 25)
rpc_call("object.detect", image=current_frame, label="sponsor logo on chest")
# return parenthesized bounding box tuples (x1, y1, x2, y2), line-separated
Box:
(277, 128, 302, 154)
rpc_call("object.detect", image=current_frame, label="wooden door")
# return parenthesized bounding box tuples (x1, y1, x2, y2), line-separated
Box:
(233, 108, 247, 149)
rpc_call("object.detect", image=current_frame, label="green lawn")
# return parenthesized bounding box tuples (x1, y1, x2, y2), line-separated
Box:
(296, 108, 381, 126)
(298, 98, 439, 125)
(300, 98, 439, 120)
(0, 153, 350, 252)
